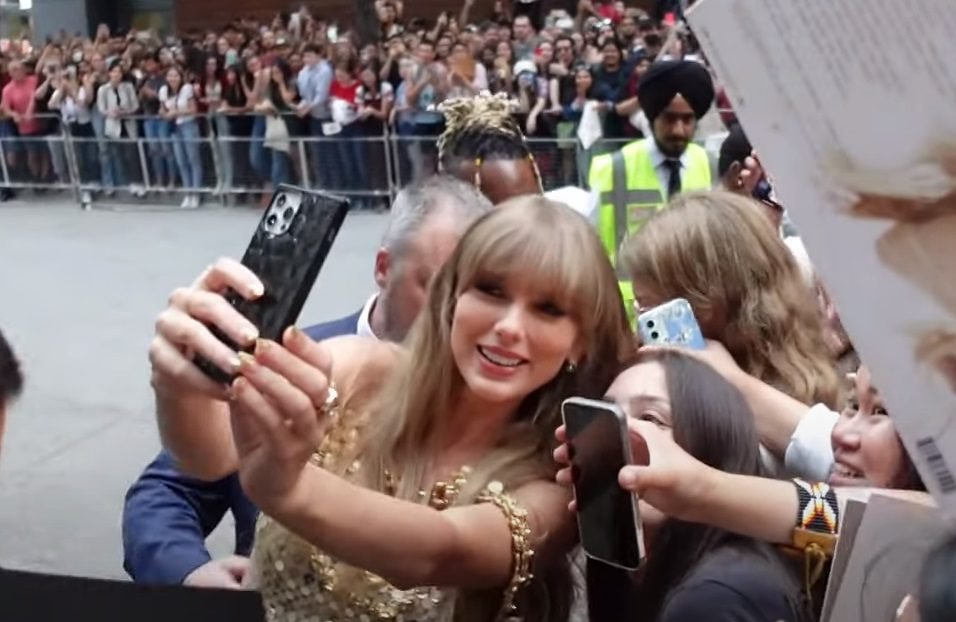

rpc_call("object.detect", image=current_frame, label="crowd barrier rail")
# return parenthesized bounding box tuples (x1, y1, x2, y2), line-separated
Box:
(0, 112, 727, 209)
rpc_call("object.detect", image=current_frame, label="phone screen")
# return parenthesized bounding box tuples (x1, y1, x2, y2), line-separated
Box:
(563, 399, 644, 570)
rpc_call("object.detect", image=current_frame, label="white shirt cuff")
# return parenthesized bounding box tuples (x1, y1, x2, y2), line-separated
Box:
(784, 403, 839, 482)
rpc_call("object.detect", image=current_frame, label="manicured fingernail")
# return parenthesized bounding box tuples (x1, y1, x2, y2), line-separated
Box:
(229, 377, 245, 400)
(238, 352, 256, 369)
(228, 353, 242, 371)
(255, 339, 271, 355)
(240, 326, 259, 344)
(249, 282, 264, 298)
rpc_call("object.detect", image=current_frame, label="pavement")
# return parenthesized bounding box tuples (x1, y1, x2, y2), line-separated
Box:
(0, 199, 387, 580)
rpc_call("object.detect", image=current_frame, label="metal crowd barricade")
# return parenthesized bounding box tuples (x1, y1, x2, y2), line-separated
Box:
(0, 111, 731, 209)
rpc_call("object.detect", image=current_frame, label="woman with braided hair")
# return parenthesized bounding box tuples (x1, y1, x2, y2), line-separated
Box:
(437, 93, 544, 204)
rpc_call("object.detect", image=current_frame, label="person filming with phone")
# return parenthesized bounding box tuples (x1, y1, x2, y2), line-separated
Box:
(555, 349, 811, 622)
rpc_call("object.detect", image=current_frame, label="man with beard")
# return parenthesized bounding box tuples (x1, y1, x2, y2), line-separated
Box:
(588, 59, 715, 318)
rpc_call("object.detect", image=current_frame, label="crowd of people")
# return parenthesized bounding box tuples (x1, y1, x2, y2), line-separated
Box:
(1, 2, 954, 622)
(0, 1, 727, 207)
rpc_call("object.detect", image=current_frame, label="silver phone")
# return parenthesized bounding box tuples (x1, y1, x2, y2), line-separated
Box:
(562, 397, 646, 571)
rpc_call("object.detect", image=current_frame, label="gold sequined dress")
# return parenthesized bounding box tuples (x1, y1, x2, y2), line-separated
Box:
(249, 391, 533, 622)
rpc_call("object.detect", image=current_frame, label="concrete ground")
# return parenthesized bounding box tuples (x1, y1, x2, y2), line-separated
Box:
(0, 199, 387, 580)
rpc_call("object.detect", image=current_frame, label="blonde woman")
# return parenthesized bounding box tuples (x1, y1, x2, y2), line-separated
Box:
(150, 197, 634, 621)
(620, 190, 840, 474)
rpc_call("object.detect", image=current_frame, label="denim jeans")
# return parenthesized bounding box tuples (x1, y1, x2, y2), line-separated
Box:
(68, 122, 99, 184)
(91, 111, 115, 188)
(307, 117, 336, 189)
(268, 148, 292, 187)
(249, 115, 271, 183)
(143, 118, 177, 186)
(337, 123, 368, 191)
(172, 120, 204, 189)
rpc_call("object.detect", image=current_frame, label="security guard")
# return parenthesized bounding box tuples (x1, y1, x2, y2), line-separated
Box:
(589, 60, 716, 319)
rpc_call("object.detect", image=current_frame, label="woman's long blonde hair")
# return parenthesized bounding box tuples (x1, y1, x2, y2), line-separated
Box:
(620, 190, 840, 407)
(341, 196, 634, 620)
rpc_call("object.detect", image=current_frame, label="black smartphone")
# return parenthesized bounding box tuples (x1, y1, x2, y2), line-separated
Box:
(562, 397, 646, 571)
(194, 185, 349, 384)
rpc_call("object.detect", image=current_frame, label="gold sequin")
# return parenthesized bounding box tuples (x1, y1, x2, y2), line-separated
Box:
(254, 385, 532, 622)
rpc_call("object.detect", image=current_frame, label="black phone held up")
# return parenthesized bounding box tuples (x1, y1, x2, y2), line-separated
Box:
(194, 185, 349, 384)
(562, 397, 646, 572)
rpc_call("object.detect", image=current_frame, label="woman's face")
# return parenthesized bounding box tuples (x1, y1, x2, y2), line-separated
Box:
(108, 65, 123, 84)
(602, 43, 621, 67)
(572, 33, 585, 52)
(206, 57, 218, 75)
(536, 42, 554, 65)
(217, 38, 229, 55)
(604, 361, 672, 529)
(496, 41, 512, 61)
(436, 38, 452, 59)
(635, 58, 651, 79)
(450, 272, 582, 411)
(360, 67, 376, 87)
(830, 367, 910, 488)
(166, 69, 182, 89)
(247, 57, 261, 74)
(575, 68, 593, 91)
(481, 47, 496, 66)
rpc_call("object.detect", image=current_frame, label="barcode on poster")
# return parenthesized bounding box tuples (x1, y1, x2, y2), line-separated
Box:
(916, 437, 956, 494)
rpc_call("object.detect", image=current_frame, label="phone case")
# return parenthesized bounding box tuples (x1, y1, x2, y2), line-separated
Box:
(638, 298, 706, 350)
(194, 185, 349, 384)
(561, 397, 646, 571)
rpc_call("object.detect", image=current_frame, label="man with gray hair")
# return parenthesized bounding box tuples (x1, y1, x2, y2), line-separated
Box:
(121, 174, 492, 590)
(305, 174, 493, 342)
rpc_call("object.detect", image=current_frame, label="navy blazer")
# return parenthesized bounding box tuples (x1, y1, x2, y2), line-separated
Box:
(122, 308, 364, 585)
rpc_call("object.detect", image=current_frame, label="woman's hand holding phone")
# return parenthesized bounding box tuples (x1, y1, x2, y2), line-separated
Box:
(150, 258, 264, 400)
(229, 327, 333, 514)
(556, 418, 718, 525)
(617, 418, 717, 525)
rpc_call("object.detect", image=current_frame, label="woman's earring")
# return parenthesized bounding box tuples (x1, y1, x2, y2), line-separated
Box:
(565, 360, 578, 374)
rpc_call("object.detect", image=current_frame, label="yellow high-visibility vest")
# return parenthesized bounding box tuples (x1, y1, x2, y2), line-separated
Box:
(589, 139, 712, 321)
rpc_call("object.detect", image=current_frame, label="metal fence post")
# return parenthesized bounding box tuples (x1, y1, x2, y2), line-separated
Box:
(0, 136, 10, 190)
(207, 115, 224, 206)
(137, 135, 152, 191)
(298, 138, 311, 189)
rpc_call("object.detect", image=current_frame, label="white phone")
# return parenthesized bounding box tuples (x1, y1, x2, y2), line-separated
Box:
(562, 397, 646, 571)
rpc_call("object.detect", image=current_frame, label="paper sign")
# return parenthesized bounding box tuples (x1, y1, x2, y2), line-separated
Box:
(824, 494, 946, 622)
(687, 0, 956, 513)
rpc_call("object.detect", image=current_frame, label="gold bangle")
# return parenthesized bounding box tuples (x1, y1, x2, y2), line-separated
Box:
(477, 481, 535, 620)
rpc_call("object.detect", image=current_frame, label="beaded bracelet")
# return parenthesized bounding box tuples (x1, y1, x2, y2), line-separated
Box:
(476, 481, 535, 622)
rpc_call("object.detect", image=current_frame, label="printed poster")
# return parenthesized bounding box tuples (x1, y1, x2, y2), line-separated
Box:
(687, 0, 956, 512)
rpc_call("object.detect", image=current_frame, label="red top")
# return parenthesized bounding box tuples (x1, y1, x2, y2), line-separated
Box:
(329, 78, 359, 105)
(1, 74, 41, 135)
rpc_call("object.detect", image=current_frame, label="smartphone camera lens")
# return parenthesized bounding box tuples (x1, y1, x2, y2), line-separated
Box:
(266, 214, 278, 227)
(283, 206, 294, 221)
(276, 194, 287, 208)
(650, 331, 660, 340)
(646, 320, 655, 329)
